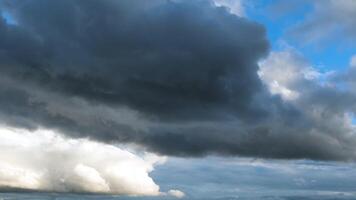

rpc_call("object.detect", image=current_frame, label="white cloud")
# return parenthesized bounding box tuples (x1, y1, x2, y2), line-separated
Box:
(258, 50, 333, 101)
(167, 189, 186, 198)
(213, 0, 244, 16)
(0, 126, 170, 196)
(258, 51, 307, 100)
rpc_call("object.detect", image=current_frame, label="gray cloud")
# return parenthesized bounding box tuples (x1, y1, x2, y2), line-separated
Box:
(290, 0, 356, 43)
(2, 0, 270, 120)
(0, 0, 356, 161)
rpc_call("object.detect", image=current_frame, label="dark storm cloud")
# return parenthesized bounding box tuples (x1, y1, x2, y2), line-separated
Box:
(2, 0, 269, 121)
(0, 0, 356, 161)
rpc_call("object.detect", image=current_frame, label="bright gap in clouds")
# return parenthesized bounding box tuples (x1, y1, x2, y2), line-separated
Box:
(213, 0, 244, 16)
(0, 125, 184, 198)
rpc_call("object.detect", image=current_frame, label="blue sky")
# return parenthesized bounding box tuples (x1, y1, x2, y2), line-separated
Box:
(150, 157, 356, 199)
(241, 0, 356, 71)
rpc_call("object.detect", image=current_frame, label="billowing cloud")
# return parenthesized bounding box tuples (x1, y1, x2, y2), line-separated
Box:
(0, 0, 355, 163)
(258, 51, 309, 100)
(258, 50, 356, 160)
(0, 0, 271, 156)
(1, 0, 267, 121)
(0, 125, 171, 196)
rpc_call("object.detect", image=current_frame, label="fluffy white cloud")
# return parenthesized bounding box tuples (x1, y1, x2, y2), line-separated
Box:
(258, 50, 338, 102)
(258, 51, 312, 100)
(0, 126, 171, 196)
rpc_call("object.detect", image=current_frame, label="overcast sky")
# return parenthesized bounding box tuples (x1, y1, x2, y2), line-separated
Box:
(0, 0, 355, 199)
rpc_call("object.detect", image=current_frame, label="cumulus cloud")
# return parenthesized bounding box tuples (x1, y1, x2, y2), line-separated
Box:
(0, 0, 356, 163)
(257, 50, 356, 160)
(0, 0, 272, 157)
(0, 125, 170, 196)
(259, 50, 327, 100)
(0, 0, 269, 123)
(258, 51, 306, 100)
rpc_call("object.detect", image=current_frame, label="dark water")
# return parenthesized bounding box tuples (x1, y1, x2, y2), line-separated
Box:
(0, 193, 355, 200)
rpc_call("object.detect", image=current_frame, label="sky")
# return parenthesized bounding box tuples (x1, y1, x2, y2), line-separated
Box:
(0, 0, 355, 199)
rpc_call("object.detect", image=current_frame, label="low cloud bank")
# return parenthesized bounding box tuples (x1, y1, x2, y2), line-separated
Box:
(0, 126, 184, 196)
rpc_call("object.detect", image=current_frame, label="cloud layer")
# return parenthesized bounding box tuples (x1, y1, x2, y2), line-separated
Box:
(0, 0, 355, 162)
